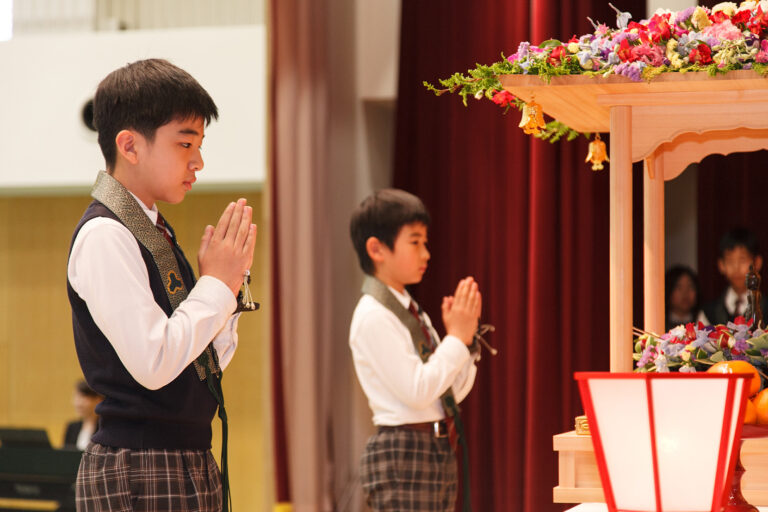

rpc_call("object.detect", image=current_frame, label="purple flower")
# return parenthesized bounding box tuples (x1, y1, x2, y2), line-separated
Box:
(733, 339, 749, 353)
(675, 7, 695, 25)
(508, 41, 530, 62)
(613, 61, 644, 81)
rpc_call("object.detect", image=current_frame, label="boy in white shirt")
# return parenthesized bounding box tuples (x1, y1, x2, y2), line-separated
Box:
(349, 188, 481, 511)
(67, 58, 256, 511)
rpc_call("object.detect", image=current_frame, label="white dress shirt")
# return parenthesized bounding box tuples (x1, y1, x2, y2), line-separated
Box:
(67, 195, 239, 391)
(349, 285, 478, 426)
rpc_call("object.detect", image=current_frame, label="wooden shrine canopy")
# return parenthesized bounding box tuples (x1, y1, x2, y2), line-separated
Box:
(500, 69, 768, 372)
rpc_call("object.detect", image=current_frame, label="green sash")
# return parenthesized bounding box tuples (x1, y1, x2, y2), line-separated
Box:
(91, 171, 231, 511)
(361, 275, 473, 512)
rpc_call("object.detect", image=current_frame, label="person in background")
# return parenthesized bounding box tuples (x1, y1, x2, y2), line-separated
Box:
(700, 228, 768, 325)
(64, 380, 103, 451)
(665, 265, 700, 332)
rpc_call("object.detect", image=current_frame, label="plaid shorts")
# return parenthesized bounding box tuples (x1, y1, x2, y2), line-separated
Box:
(76, 442, 222, 512)
(359, 427, 457, 512)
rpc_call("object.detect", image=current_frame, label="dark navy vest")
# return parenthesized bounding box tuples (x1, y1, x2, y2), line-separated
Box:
(67, 201, 217, 450)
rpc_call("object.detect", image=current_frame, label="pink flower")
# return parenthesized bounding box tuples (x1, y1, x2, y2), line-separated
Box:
(702, 19, 743, 41)
(756, 40, 768, 63)
(631, 43, 665, 66)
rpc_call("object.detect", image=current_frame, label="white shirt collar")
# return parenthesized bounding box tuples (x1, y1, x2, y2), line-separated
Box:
(388, 285, 412, 309)
(128, 191, 160, 224)
(724, 287, 747, 315)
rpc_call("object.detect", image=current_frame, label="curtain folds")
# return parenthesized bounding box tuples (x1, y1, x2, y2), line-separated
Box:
(394, 1, 645, 510)
(270, 0, 333, 509)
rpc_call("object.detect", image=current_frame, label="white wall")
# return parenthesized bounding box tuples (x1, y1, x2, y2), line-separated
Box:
(0, 25, 266, 193)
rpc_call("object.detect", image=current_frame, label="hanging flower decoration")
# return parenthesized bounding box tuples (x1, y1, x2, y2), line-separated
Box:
(424, 2, 768, 146)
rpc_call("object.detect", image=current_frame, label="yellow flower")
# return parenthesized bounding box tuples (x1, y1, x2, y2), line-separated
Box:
(666, 40, 684, 70)
(567, 41, 580, 54)
(692, 6, 712, 30)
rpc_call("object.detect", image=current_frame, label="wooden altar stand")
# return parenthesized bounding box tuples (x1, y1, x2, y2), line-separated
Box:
(499, 70, 768, 506)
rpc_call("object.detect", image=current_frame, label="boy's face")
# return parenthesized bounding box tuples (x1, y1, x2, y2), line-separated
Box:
(130, 116, 206, 207)
(718, 246, 762, 294)
(373, 222, 430, 293)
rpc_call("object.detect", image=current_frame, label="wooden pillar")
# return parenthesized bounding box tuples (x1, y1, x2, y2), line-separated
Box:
(643, 154, 665, 336)
(609, 106, 633, 372)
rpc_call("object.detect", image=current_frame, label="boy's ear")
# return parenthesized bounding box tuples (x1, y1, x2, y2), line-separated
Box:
(755, 255, 763, 272)
(365, 236, 387, 263)
(717, 258, 726, 275)
(115, 129, 139, 165)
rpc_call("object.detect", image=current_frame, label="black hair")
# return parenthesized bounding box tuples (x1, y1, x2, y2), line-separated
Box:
(75, 380, 102, 399)
(665, 265, 699, 317)
(719, 227, 760, 258)
(93, 58, 219, 170)
(349, 189, 431, 275)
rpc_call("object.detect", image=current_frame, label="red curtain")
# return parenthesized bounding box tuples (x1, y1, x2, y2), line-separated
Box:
(394, 1, 645, 510)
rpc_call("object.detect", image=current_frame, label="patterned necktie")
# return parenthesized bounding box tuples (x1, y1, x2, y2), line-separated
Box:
(408, 301, 436, 351)
(155, 215, 174, 247)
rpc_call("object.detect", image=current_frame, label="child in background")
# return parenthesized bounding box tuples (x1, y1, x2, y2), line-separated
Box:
(349, 189, 481, 511)
(700, 228, 767, 325)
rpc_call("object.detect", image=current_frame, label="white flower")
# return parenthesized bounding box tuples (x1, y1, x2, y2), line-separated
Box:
(474, 91, 484, 100)
(654, 8, 674, 16)
(670, 325, 686, 339)
(712, 2, 738, 16)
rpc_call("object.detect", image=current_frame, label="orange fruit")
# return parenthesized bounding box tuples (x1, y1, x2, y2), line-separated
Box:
(755, 389, 768, 425)
(707, 360, 762, 397)
(744, 398, 757, 425)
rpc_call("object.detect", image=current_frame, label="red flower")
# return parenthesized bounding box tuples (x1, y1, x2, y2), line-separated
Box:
(711, 11, 731, 24)
(748, 6, 768, 36)
(732, 9, 750, 27)
(491, 90, 516, 108)
(617, 39, 636, 62)
(568, 34, 579, 44)
(688, 43, 712, 65)
(548, 45, 566, 66)
(648, 13, 672, 43)
(685, 322, 697, 341)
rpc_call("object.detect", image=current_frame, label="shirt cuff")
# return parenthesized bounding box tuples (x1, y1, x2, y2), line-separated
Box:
(191, 275, 238, 312)
(437, 335, 472, 364)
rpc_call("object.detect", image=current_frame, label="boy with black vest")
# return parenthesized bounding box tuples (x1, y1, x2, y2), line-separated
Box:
(349, 189, 481, 511)
(67, 59, 256, 511)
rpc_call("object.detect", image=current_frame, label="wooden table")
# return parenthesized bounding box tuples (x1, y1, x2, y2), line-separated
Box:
(554, 431, 768, 505)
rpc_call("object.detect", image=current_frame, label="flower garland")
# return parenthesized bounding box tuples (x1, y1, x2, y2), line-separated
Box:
(634, 317, 768, 376)
(425, 2, 768, 144)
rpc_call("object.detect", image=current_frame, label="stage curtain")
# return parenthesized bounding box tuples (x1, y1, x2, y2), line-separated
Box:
(270, 0, 334, 509)
(394, 1, 645, 510)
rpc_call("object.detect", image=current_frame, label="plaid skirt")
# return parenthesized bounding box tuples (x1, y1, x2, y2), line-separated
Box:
(360, 427, 457, 512)
(76, 442, 222, 512)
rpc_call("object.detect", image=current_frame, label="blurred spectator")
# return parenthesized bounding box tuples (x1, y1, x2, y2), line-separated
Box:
(63, 380, 102, 451)
(700, 228, 768, 325)
(666, 265, 700, 332)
